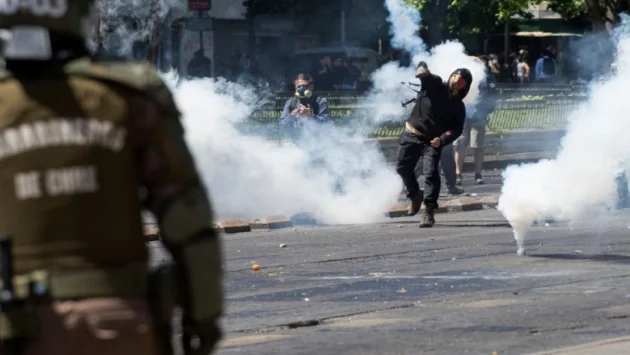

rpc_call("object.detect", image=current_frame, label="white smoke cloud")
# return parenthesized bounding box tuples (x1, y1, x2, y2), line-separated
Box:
(164, 0, 486, 223)
(498, 16, 630, 255)
(103, 0, 488, 224)
(385, 0, 426, 54)
(161, 73, 401, 224)
(366, 0, 487, 125)
(95, 0, 184, 56)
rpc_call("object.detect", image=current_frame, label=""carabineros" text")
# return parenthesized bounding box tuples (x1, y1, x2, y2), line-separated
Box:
(0, 118, 127, 161)
(0, 0, 68, 18)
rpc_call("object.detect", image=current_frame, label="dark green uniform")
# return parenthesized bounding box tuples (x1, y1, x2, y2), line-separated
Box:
(0, 57, 223, 354)
(0, 57, 188, 272)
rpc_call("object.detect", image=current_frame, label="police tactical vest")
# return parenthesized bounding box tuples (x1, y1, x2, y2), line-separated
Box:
(0, 57, 176, 273)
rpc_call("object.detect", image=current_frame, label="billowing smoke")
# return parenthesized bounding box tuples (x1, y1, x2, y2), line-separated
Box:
(95, 0, 184, 56)
(103, 0, 487, 224)
(159, 73, 401, 224)
(365, 0, 487, 124)
(498, 17, 630, 255)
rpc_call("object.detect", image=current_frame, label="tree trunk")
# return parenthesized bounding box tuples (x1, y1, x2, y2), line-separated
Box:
(585, 0, 606, 30)
(585, 0, 622, 31)
(423, 0, 450, 46)
(425, 19, 444, 46)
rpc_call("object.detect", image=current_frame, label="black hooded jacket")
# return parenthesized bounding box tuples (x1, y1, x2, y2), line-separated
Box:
(407, 72, 466, 146)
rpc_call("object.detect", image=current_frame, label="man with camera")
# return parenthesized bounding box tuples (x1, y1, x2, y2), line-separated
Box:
(396, 62, 472, 228)
(279, 74, 331, 128)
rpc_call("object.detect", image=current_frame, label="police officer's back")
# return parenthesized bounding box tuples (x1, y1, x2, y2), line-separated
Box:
(0, 2, 223, 354)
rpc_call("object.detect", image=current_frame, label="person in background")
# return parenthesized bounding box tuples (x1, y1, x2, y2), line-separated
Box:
(342, 57, 362, 91)
(454, 63, 497, 185)
(279, 74, 331, 128)
(509, 52, 519, 82)
(535, 49, 557, 82)
(487, 54, 501, 82)
(187, 49, 212, 78)
(516, 55, 530, 83)
(314, 55, 333, 91)
(331, 56, 345, 91)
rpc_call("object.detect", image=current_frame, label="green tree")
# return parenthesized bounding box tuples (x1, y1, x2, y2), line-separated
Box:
(544, 0, 627, 30)
(405, 0, 535, 45)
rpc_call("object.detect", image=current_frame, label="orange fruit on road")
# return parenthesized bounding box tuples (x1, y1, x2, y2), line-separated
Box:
(252, 264, 260, 271)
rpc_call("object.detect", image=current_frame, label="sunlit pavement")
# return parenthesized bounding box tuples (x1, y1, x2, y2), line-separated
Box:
(146, 171, 630, 354)
(199, 207, 630, 355)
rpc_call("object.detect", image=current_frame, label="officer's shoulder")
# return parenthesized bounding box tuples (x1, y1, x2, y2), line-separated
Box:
(65, 57, 178, 113)
(66, 57, 167, 91)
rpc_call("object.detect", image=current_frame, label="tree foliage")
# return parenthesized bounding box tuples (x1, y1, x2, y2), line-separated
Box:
(403, 0, 536, 44)
(544, 0, 630, 30)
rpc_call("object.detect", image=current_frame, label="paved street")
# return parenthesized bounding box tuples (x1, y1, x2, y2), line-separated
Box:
(149, 172, 630, 354)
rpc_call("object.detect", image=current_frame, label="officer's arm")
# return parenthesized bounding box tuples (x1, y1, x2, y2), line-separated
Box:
(439, 103, 466, 146)
(135, 93, 223, 352)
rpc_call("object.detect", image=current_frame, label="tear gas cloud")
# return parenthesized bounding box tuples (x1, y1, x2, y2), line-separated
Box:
(102, 0, 486, 224)
(567, 31, 615, 80)
(367, 0, 487, 125)
(95, 0, 184, 56)
(498, 16, 630, 255)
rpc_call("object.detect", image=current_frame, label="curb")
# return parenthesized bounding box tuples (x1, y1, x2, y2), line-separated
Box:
(376, 129, 562, 173)
(207, 193, 501, 235)
(526, 336, 630, 355)
(215, 219, 252, 234)
(250, 216, 293, 230)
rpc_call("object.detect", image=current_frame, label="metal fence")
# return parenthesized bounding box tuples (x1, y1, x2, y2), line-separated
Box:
(246, 83, 591, 137)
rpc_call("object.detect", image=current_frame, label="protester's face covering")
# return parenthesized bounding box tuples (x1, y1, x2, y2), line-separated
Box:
(447, 68, 473, 100)
(295, 79, 313, 99)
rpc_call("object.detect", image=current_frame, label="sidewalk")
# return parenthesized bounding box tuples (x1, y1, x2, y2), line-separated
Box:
(377, 129, 563, 172)
(527, 336, 630, 354)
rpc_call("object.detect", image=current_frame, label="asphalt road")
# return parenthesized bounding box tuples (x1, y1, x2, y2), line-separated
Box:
(148, 171, 630, 354)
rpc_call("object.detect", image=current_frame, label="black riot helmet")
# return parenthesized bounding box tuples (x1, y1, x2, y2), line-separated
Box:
(446, 68, 473, 100)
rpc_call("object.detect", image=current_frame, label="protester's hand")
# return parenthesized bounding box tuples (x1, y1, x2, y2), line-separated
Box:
(299, 105, 313, 117)
(430, 137, 441, 148)
(291, 108, 301, 116)
(415, 61, 429, 78)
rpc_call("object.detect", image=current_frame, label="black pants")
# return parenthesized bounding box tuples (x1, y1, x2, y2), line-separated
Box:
(414, 143, 456, 188)
(396, 131, 442, 208)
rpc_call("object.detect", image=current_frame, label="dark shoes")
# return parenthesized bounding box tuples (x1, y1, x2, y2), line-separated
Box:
(456, 173, 485, 185)
(447, 186, 464, 195)
(407, 192, 423, 216)
(419, 206, 436, 228)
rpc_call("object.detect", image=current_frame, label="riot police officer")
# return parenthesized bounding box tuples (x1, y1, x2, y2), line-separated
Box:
(0, 1, 223, 354)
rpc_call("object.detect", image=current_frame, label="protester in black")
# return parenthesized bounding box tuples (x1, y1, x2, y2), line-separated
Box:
(396, 62, 472, 228)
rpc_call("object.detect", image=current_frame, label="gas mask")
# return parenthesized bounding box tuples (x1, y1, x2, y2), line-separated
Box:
(295, 85, 312, 106)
